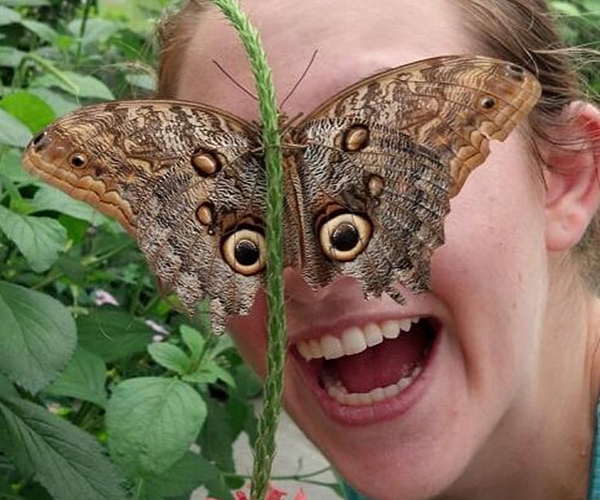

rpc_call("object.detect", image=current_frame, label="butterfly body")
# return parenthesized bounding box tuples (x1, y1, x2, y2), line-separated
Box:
(22, 55, 541, 333)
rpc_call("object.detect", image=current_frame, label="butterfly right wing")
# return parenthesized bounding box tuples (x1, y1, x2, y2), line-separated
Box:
(22, 100, 271, 334)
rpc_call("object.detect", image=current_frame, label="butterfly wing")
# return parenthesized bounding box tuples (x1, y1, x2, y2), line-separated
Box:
(291, 55, 541, 299)
(22, 100, 273, 333)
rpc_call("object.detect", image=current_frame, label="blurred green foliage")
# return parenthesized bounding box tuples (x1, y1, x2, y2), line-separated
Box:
(551, 0, 600, 93)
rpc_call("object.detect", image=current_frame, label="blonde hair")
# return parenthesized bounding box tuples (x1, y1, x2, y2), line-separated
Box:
(155, 0, 600, 288)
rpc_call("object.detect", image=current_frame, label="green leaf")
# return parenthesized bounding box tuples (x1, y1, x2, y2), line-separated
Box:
(76, 308, 154, 362)
(0, 395, 127, 500)
(0, 0, 49, 5)
(181, 370, 219, 384)
(148, 342, 191, 374)
(0, 46, 26, 67)
(19, 19, 58, 43)
(180, 324, 205, 360)
(32, 185, 111, 225)
(205, 361, 236, 387)
(551, 1, 581, 16)
(233, 364, 262, 399)
(0, 205, 68, 272)
(197, 397, 235, 471)
(0, 108, 32, 147)
(183, 362, 235, 387)
(0, 281, 76, 393)
(29, 87, 80, 116)
(0, 372, 18, 398)
(0, 6, 20, 25)
(68, 18, 120, 44)
(138, 451, 220, 499)
(0, 91, 56, 133)
(125, 73, 155, 91)
(31, 71, 114, 100)
(0, 147, 34, 184)
(44, 347, 108, 407)
(106, 377, 207, 477)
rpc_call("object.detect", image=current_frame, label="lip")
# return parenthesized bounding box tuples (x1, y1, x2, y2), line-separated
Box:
(289, 317, 442, 426)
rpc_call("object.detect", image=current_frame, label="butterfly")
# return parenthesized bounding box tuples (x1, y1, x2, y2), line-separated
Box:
(22, 55, 541, 334)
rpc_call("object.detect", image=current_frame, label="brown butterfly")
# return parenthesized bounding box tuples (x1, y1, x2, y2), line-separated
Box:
(22, 55, 541, 334)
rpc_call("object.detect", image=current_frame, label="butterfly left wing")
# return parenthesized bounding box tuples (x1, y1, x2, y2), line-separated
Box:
(22, 100, 271, 334)
(290, 55, 541, 300)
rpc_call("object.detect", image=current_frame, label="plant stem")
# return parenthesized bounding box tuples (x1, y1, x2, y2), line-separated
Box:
(207, 1, 285, 500)
(75, 0, 94, 66)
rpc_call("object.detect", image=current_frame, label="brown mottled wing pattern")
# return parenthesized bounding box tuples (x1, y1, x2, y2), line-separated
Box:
(22, 100, 276, 334)
(291, 55, 541, 300)
(21, 55, 541, 332)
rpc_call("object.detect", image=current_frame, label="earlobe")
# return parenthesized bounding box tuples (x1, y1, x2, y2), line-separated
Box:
(545, 102, 600, 252)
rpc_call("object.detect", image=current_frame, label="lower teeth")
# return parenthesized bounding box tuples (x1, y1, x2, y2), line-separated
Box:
(323, 364, 423, 406)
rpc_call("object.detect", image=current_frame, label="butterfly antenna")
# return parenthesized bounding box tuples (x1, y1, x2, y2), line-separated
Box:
(212, 59, 258, 101)
(280, 49, 318, 109)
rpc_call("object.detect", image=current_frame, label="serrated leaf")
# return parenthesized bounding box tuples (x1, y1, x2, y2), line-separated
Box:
(0, 372, 18, 398)
(0, 281, 76, 393)
(148, 343, 191, 374)
(32, 185, 111, 225)
(76, 308, 154, 362)
(0, 395, 127, 500)
(106, 377, 207, 477)
(0, 108, 31, 147)
(44, 347, 108, 407)
(197, 397, 235, 471)
(0, 91, 55, 133)
(138, 451, 219, 500)
(0, 205, 67, 272)
(180, 324, 205, 360)
(31, 71, 114, 100)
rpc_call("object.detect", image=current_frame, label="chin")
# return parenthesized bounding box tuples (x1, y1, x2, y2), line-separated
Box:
(279, 319, 480, 500)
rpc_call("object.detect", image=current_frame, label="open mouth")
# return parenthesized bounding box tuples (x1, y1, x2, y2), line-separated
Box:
(293, 317, 438, 408)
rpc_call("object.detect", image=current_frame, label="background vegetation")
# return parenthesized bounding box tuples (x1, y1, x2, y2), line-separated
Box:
(0, 0, 598, 499)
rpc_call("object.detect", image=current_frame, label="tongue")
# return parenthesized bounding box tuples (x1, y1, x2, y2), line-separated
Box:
(334, 324, 431, 393)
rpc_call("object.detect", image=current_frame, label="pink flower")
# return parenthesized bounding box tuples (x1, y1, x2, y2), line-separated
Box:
(208, 486, 307, 500)
(145, 319, 169, 336)
(93, 289, 119, 306)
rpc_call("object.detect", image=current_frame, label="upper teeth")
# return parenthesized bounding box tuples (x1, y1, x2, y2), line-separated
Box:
(296, 318, 420, 361)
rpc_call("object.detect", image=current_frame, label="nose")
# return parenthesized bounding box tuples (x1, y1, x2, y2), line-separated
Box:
(283, 267, 364, 307)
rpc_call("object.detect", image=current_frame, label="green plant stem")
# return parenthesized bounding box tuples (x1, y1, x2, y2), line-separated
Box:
(207, 1, 285, 500)
(31, 240, 134, 290)
(75, 0, 94, 65)
(224, 465, 334, 481)
(23, 53, 79, 95)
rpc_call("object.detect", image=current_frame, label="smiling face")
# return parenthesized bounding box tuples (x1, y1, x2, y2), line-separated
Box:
(174, 0, 563, 498)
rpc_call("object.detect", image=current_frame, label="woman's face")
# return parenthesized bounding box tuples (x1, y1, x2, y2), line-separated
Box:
(177, 1, 550, 498)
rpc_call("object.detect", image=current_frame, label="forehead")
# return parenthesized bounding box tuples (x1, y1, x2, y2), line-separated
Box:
(176, 0, 474, 120)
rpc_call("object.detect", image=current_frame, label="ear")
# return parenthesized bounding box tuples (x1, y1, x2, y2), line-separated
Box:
(544, 102, 600, 252)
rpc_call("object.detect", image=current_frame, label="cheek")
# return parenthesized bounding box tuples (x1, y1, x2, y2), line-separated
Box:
(226, 290, 269, 377)
(432, 140, 548, 389)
